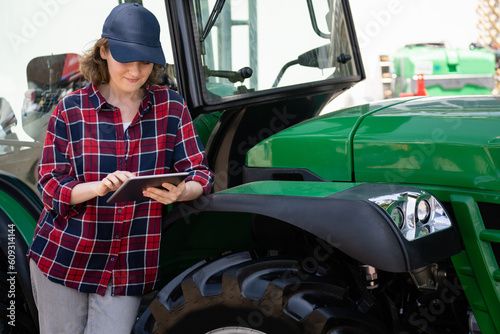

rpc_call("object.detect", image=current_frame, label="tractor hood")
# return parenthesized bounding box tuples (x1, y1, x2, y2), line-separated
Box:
(247, 96, 500, 192)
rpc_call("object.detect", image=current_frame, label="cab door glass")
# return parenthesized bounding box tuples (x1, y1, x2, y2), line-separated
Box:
(0, 1, 173, 190)
(194, 0, 358, 100)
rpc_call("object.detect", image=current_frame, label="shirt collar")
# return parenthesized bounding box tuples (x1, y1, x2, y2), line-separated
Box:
(86, 83, 113, 112)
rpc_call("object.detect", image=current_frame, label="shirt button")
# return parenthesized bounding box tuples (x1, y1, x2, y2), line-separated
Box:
(118, 209, 122, 213)
(115, 234, 120, 239)
(110, 258, 115, 262)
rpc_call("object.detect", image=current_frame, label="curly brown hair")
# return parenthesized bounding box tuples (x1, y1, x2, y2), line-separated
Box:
(79, 38, 165, 85)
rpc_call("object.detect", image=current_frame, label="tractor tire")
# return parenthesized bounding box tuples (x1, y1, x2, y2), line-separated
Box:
(141, 252, 387, 334)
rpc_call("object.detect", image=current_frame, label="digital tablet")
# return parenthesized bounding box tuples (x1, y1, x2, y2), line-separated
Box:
(106, 172, 189, 203)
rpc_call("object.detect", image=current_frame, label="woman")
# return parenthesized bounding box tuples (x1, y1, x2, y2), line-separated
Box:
(27, 3, 214, 333)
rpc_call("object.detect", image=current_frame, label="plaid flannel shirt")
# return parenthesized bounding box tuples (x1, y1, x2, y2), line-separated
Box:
(28, 83, 213, 296)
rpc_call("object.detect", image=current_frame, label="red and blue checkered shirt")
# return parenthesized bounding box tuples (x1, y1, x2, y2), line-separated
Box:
(28, 83, 214, 296)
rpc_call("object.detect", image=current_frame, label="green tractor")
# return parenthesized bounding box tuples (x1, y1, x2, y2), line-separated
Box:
(1, 0, 500, 333)
(382, 42, 497, 98)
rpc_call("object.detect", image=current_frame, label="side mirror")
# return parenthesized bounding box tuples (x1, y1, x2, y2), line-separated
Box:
(298, 44, 334, 69)
(298, 44, 352, 69)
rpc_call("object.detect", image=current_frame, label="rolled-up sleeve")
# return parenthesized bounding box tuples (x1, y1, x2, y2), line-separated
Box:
(172, 103, 214, 195)
(38, 106, 83, 218)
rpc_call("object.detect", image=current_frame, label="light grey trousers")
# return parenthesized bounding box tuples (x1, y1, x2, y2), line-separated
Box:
(30, 260, 142, 334)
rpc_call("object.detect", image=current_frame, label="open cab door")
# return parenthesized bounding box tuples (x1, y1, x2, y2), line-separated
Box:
(166, 0, 365, 189)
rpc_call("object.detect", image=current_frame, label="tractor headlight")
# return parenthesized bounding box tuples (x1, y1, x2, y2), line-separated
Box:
(390, 206, 404, 229)
(369, 190, 452, 241)
(417, 199, 431, 223)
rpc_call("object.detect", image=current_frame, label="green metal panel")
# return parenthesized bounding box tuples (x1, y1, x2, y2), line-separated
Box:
(193, 111, 223, 147)
(450, 195, 500, 334)
(354, 96, 500, 192)
(220, 180, 360, 197)
(246, 98, 420, 181)
(247, 95, 500, 192)
(246, 113, 356, 181)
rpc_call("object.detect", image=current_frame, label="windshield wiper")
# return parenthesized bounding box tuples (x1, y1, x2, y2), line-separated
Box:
(200, 0, 226, 42)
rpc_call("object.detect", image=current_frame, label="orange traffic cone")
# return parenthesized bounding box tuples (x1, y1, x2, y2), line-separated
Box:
(416, 74, 427, 96)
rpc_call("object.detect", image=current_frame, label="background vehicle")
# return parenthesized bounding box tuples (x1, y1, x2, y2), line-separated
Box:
(380, 42, 497, 98)
(1, 1, 500, 334)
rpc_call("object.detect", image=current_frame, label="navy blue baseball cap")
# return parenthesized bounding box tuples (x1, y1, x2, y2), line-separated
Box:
(101, 3, 165, 65)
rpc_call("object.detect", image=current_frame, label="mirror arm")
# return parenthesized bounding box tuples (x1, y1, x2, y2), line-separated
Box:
(272, 60, 299, 88)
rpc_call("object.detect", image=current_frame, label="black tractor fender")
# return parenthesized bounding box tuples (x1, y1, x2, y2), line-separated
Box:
(165, 183, 462, 273)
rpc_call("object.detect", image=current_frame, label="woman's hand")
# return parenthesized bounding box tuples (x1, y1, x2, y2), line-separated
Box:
(69, 171, 135, 205)
(142, 180, 203, 205)
(96, 170, 136, 197)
